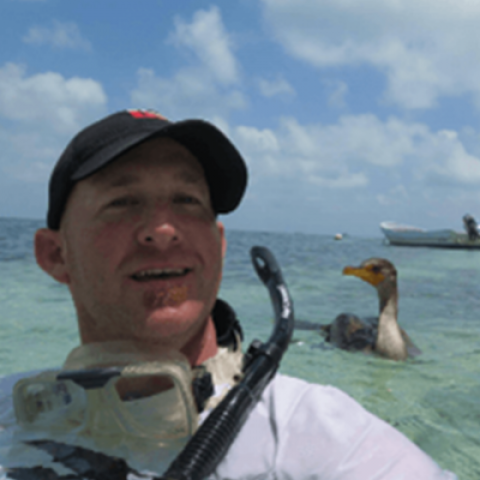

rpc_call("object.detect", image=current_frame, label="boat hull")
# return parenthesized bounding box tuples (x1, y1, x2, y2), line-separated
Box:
(380, 221, 480, 249)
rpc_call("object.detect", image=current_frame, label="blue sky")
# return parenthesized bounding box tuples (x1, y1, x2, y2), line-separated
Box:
(2, 0, 480, 236)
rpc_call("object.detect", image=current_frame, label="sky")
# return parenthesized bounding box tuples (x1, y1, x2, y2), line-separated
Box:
(2, 0, 480, 236)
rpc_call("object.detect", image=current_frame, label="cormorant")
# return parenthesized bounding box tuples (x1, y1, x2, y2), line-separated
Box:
(298, 258, 421, 361)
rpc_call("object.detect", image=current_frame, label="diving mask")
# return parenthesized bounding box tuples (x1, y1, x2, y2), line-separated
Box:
(13, 342, 199, 446)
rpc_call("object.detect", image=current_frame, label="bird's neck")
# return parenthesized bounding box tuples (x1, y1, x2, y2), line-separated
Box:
(376, 291, 407, 361)
(379, 291, 397, 319)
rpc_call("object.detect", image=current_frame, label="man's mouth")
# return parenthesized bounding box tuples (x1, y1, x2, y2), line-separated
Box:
(131, 268, 191, 282)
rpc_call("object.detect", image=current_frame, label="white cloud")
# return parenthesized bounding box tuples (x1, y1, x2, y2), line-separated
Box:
(234, 126, 280, 173)
(0, 128, 52, 182)
(261, 0, 480, 109)
(257, 76, 295, 98)
(232, 113, 480, 190)
(0, 63, 106, 134)
(235, 126, 280, 155)
(23, 20, 91, 51)
(131, 67, 247, 121)
(0, 63, 107, 183)
(169, 6, 239, 85)
(233, 117, 372, 188)
(309, 170, 368, 188)
(277, 115, 421, 168)
(131, 7, 246, 121)
(416, 129, 480, 185)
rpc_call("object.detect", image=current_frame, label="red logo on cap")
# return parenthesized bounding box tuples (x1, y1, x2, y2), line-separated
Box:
(128, 109, 168, 121)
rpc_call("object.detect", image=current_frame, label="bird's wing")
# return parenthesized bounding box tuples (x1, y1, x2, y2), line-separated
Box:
(329, 313, 376, 351)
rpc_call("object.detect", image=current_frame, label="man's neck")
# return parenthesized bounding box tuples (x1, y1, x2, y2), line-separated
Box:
(78, 315, 219, 367)
(181, 316, 218, 367)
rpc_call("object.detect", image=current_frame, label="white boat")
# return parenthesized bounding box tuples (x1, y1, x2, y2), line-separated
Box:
(380, 215, 480, 249)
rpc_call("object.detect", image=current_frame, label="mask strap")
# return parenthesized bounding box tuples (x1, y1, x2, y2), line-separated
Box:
(191, 366, 214, 413)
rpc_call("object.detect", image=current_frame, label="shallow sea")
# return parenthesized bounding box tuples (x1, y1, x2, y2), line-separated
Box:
(0, 217, 479, 479)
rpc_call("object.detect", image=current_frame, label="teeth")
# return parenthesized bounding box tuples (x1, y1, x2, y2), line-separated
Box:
(133, 268, 189, 280)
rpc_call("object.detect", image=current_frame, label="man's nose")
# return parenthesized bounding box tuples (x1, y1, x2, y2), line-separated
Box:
(136, 205, 181, 248)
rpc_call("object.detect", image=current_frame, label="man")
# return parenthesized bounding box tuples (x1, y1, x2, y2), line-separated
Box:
(35, 109, 238, 369)
(0, 109, 456, 479)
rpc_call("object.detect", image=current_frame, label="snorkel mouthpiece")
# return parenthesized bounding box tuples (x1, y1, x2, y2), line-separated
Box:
(159, 245, 295, 480)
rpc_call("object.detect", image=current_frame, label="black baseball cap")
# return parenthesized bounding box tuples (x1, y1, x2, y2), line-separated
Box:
(47, 109, 248, 230)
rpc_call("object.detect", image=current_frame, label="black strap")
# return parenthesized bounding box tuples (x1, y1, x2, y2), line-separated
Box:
(212, 299, 243, 351)
(190, 299, 243, 412)
(191, 366, 215, 413)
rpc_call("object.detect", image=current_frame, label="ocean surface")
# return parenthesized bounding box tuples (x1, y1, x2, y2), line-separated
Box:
(0, 217, 479, 479)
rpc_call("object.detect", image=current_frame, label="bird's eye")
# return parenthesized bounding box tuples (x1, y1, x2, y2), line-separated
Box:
(371, 265, 381, 273)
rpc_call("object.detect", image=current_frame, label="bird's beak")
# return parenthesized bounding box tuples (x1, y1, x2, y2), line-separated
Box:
(343, 266, 384, 286)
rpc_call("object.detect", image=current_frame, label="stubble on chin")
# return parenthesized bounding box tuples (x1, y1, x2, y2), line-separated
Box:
(143, 285, 188, 309)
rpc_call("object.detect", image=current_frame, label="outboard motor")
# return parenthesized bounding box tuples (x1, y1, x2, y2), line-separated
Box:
(463, 214, 479, 241)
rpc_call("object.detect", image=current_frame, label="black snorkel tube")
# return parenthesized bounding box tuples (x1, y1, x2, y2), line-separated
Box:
(158, 246, 295, 480)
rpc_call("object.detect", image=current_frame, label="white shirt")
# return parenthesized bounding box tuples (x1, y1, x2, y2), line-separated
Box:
(0, 371, 457, 480)
(211, 374, 456, 479)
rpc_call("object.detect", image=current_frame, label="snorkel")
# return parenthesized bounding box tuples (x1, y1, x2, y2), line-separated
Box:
(159, 245, 295, 480)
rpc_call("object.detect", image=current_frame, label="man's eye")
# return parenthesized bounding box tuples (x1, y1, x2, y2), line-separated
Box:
(109, 197, 139, 207)
(175, 195, 200, 205)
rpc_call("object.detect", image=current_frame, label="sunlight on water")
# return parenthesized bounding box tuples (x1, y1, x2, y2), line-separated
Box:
(0, 220, 478, 478)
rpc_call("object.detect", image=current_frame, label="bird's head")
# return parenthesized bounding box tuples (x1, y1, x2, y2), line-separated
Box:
(343, 258, 397, 296)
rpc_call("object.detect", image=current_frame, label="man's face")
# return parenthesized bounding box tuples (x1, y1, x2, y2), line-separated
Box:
(57, 137, 226, 349)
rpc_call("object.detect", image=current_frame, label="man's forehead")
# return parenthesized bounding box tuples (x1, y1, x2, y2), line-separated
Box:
(88, 137, 207, 187)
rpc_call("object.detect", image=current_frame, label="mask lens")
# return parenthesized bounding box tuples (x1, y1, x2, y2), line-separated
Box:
(115, 374, 175, 401)
(14, 376, 86, 430)
(108, 372, 196, 440)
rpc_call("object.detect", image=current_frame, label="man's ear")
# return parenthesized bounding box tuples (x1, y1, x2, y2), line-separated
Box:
(34, 228, 70, 284)
(217, 220, 227, 258)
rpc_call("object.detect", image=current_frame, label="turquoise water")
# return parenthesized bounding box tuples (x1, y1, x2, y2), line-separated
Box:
(0, 218, 479, 478)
